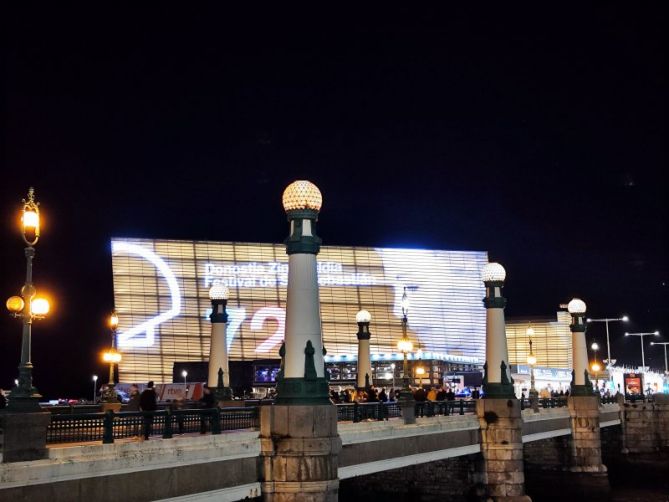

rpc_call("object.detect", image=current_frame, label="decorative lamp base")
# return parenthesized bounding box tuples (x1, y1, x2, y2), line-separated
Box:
(482, 382, 516, 399)
(275, 376, 331, 405)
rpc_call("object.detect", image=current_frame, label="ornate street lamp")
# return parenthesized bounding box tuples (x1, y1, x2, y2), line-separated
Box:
(101, 311, 122, 404)
(568, 298, 595, 396)
(209, 284, 232, 401)
(526, 325, 537, 397)
(586, 315, 628, 370)
(5, 188, 50, 411)
(396, 287, 416, 423)
(355, 309, 373, 390)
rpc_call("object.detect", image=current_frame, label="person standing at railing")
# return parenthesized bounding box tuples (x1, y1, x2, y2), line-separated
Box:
(139, 381, 158, 440)
(199, 385, 216, 433)
(427, 387, 437, 402)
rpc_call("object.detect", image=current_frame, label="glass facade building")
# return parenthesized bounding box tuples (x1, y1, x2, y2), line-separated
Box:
(111, 238, 488, 384)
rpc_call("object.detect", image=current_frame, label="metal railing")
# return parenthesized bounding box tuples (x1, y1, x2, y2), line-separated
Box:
(46, 407, 259, 445)
(336, 399, 476, 423)
(45, 400, 480, 444)
(520, 397, 568, 410)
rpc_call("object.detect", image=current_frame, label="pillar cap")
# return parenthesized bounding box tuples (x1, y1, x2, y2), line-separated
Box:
(567, 298, 587, 314)
(482, 262, 506, 283)
(282, 180, 322, 212)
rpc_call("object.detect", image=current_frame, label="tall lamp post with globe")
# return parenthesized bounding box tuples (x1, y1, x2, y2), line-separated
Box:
(526, 324, 538, 410)
(5, 188, 51, 412)
(101, 311, 122, 409)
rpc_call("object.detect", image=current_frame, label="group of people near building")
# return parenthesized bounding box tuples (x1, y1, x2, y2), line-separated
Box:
(329, 385, 479, 404)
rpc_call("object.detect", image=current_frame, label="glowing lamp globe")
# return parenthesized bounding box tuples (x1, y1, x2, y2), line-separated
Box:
(103, 350, 122, 363)
(567, 298, 587, 314)
(526, 326, 535, 336)
(415, 366, 426, 375)
(481, 262, 506, 282)
(397, 338, 413, 354)
(110, 311, 119, 329)
(209, 284, 230, 300)
(22, 210, 39, 230)
(527, 354, 537, 366)
(591, 362, 601, 373)
(6, 296, 25, 313)
(282, 180, 322, 212)
(356, 309, 371, 323)
(31, 297, 50, 316)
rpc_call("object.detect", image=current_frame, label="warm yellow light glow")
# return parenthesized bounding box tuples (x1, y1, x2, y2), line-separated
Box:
(110, 311, 119, 329)
(591, 362, 601, 373)
(415, 366, 426, 375)
(526, 326, 535, 336)
(527, 354, 537, 366)
(6, 296, 25, 313)
(102, 350, 122, 363)
(397, 338, 413, 353)
(282, 180, 322, 212)
(31, 298, 50, 316)
(22, 210, 39, 230)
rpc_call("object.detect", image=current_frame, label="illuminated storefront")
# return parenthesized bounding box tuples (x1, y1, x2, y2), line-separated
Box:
(111, 238, 488, 384)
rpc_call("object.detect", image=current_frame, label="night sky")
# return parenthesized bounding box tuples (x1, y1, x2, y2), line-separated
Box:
(2, 6, 666, 399)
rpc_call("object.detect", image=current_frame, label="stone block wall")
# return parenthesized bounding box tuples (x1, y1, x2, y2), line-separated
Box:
(620, 400, 660, 454)
(339, 453, 483, 501)
(522, 436, 570, 471)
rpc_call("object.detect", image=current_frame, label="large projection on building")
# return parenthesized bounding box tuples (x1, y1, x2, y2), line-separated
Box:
(111, 238, 488, 383)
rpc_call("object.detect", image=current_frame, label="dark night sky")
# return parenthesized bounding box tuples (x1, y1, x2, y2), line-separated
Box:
(1, 5, 666, 398)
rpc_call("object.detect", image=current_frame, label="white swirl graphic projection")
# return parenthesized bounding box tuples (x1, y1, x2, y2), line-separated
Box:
(111, 238, 487, 383)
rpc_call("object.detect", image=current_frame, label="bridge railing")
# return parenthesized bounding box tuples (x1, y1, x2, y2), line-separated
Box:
(335, 399, 476, 423)
(46, 407, 259, 445)
(45, 400, 479, 444)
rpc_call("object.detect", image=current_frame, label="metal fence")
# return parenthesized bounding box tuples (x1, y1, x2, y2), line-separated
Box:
(46, 407, 259, 445)
(335, 399, 476, 422)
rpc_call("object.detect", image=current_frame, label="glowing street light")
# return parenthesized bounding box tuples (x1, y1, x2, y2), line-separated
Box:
(650, 341, 669, 374)
(92, 375, 98, 403)
(182, 369, 188, 385)
(101, 311, 122, 404)
(5, 188, 51, 411)
(586, 315, 629, 370)
(625, 331, 660, 372)
(526, 324, 537, 400)
(396, 287, 416, 424)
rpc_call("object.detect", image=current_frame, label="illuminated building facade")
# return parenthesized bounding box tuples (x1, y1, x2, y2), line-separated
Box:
(111, 238, 488, 384)
(506, 311, 574, 394)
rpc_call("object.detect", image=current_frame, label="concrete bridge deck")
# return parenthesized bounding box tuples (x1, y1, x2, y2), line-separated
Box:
(0, 403, 622, 501)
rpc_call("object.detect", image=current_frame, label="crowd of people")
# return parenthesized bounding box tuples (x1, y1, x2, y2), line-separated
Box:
(329, 385, 479, 404)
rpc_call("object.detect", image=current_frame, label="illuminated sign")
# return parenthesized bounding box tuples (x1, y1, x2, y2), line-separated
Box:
(112, 238, 488, 383)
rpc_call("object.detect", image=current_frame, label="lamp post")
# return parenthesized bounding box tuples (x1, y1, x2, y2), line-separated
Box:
(396, 287, 416, 423)
(568, 298, 595, 396)
(591, 361, 601, 392)
(586, 316, 628, 370)
(101, 311, 122, 403)
(92, 375, 98, 403)
(182, 369, 188, 385)
(390, 363, 396, 390)
(209, 284, 231, 400)
(625, 331, 660, 372)
(5, 188, 51, 412)
(526, 324, 537, 397)
(355, 309, 373, 390)
(481, 262, 514, 398)
(650, 341, 669, 375)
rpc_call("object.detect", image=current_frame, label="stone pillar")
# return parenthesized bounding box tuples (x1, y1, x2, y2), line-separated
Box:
(476, 398, 530, 501)
(355, 310, 372, 390)
(567, 396, 607, 473)
(0, 411, 51, 463)
(656, 393, 669, 451)
(261, 181, 339, 501)
(208, 284, 231, 400)
(620, 398, 661, 454)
